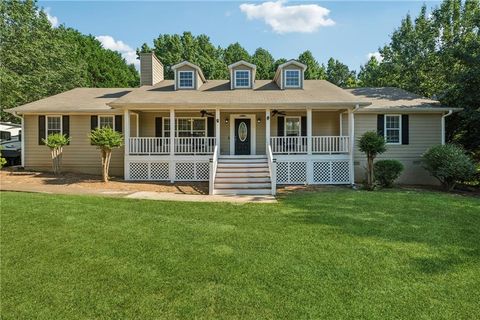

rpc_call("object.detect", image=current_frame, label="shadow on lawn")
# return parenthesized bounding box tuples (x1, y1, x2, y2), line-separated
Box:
(280, 189, 480, 274)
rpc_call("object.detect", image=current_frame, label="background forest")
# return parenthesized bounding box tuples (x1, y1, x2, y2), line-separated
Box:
(1, 0, 478, 158)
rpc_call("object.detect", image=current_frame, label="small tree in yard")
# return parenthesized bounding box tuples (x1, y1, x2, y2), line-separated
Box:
(43, 133, 70, 175)
(422, 144, 476, 191)
(89, 127, 123, 182)
(358, 131, 386, 190)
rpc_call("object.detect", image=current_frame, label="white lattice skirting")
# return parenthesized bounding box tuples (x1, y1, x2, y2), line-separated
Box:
(276, 159, 350, 184)
(127, 160, 209, 181)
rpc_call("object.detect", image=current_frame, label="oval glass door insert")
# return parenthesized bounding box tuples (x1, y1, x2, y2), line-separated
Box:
(238, 122, 248, 142)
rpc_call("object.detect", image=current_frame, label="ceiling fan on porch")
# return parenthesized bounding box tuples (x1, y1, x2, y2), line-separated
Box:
(271, 110, 286, 117)
(200, 110, 215, 117)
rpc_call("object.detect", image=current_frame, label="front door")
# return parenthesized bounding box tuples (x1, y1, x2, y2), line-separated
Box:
(234, 119, 251, 155)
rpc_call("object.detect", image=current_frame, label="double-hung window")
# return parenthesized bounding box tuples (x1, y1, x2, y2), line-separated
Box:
(285, 117, 301, 136)
(285, 70, 300, 88)
(46, 116, 62, 137)
(385, 115, 401, 144)
(98, 115, 114, 129)
(179, 71, 194, 88)
(235, 70, 250, 88)
(163, 118, 207, 137)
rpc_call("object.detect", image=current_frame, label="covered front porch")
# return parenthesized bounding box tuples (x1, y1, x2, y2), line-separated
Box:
(122, 107, 356, 193)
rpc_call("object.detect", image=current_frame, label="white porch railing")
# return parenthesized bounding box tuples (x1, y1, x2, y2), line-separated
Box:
(209, 145, 219, 195)
(270, 136, 349, 154)
(266, 143, 276, 195)
(271, 136, 308, 154)
(129, 137, 170, 155)
(174, 137, 216, 155)
(312, 136, 349, 154)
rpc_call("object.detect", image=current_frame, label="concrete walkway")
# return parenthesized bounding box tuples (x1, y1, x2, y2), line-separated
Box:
(125, 191, 277, 203)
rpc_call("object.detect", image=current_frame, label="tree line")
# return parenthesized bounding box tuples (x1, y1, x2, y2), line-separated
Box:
(138, 35, 357, 87)
(0, 0, 139, 122)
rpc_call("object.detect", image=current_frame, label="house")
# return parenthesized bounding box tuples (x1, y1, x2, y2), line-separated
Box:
(7, 53, 458, 195)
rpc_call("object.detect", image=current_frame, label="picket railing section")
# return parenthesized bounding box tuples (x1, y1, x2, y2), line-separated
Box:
(312, 136, 349, 154)
(129, 137, 170, 155)
(174, 137, 216, 155)
(270, 136, 349, 154)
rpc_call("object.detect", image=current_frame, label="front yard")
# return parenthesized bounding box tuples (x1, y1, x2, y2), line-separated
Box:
(1, 189, 479, 319)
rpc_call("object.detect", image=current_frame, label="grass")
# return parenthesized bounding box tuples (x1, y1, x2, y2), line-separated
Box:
(1, 189, 479, 319)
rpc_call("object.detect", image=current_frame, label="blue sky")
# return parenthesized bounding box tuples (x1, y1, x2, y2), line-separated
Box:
(39, 1, 441, 72)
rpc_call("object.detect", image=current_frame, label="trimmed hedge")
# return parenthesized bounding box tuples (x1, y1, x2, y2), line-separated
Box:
(374, 160, 404, 187)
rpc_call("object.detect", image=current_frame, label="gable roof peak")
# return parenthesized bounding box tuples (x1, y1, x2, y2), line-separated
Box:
(228, 60, 257, 70)
(171, 60, 206, 83)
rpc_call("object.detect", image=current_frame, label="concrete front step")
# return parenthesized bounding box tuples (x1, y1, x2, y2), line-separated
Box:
(214, 188, 272, 195)
(215, 182, 271, 189)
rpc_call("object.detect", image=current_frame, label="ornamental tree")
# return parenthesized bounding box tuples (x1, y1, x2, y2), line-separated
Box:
(42, 133, 70, 175)
(358, 131, 387, 190)
(89, 127, 123, 182)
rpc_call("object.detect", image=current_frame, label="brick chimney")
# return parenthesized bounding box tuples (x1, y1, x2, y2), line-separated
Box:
(139, 52, 164, 86)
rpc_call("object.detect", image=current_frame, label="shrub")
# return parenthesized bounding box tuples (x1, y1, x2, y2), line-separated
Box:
(358, 131, 387, 190)
(374, 160, 404, 187)
(42, 133, 70, 175)
(89, 127, 123, 182)
(422, 144, 476, 191)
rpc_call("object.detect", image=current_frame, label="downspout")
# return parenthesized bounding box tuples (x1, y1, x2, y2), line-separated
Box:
(441, 110, 453, 145)
(12, 111, 24, 168)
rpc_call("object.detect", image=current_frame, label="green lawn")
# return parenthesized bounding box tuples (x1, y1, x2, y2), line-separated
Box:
(1, 189, 479, 319)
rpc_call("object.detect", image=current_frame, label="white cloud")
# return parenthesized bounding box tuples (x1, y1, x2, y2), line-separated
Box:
(43, 8, 59, 27)
(95, 35, 139, 68)
(239, 0, 334, 34)
(367, 51, 383, 62)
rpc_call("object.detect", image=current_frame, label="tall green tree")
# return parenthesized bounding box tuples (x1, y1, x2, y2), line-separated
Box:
(298, 50, 326, 79)
(0, 0, 138, 122)
(326, 58, 357, 87)
(224, 42, 251, 66)
(252, 48, 275, 79)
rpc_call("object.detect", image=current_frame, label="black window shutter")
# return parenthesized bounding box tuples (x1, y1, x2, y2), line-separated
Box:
(62, 115, 70, 145)
(377, 114, 385, 136)
(277, 116, 285, 136)
(115, 115, 122, 133)
(402, 115, 409, 145)
(91, 115, 98, 131)
(207, 117, 214, 137)
(155, 117, 163, 137)
(301, 116, 307, 136)
(38, 115, 45, 145)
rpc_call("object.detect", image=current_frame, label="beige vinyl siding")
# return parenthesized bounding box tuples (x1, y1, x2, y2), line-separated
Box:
(139, 53, 163, 86)
(24, 115, 124, 176)
(353, 113, 442, 184)
(270, 111, 340, 136)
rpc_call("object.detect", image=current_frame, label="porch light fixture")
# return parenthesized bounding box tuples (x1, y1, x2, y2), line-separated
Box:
(225, 118, 229, 125)
(257, 118, 261, 124)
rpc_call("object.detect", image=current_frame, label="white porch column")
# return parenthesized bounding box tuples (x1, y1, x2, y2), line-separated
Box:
(169, 109, 175, 182)
(307, 108, 312, 155)
(215, 108, 220, 150)
(265, 109, 271, 149)
(20, 116, 25, 167)
(339, 113, 343, 136)
(348, 106, 356, 185)
(124, 109, 130, 180)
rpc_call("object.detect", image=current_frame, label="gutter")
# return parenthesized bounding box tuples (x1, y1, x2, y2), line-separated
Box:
(441, 109, 453, 145)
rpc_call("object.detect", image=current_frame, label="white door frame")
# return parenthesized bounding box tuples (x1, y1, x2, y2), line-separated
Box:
(229, 114, 256, 155)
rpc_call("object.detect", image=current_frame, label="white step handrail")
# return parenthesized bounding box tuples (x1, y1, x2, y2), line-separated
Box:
(209, 145, 218, 195)
(266, 143, 276, 196)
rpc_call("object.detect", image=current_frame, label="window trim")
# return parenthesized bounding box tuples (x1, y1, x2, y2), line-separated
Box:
(46, 115, 62, 138)
(384, 114, 402, 145)
(284, 116, 302, 137)
(178, 70, 195, 89)
(284, 69, 301, 88)
(234, 69, 251, 88)
(97, 115, 115, 129)
(163, 117, 207, 137)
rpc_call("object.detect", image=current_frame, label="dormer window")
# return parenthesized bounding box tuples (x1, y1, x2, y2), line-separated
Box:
(235, 70, 250, 88)
(285, 70, 301, 88)
(179, 71, 194, 89)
